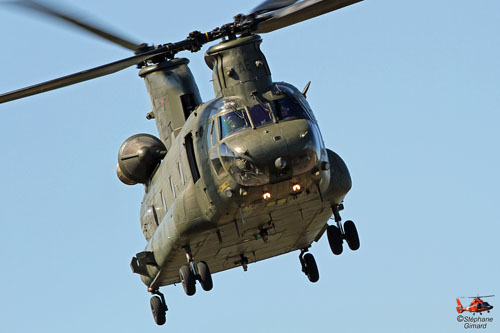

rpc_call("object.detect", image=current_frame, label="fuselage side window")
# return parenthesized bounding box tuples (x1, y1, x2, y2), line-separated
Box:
(169, 175, 176, 198)
(160, 190, 167, 211)
(151, 205, 159, 226)
(178, 161, 185, 185)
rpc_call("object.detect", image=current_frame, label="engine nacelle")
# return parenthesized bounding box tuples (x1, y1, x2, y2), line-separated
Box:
(117, 134, 166, 185)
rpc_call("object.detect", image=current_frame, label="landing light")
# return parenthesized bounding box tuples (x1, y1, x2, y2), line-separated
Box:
(262, 192, 271, 200)
(292, 184, 301, 192)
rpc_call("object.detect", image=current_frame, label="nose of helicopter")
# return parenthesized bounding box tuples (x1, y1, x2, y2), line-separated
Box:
(224, 119, 321, 185)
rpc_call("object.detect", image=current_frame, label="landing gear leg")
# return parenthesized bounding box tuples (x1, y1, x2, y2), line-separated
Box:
(327, 205, 344, 255)
(327, 204, 360, 255)
(180, 246, 197, 296)
(179, 246, 214, 295)
(238, 254, 249, 271)
(149, 289, 167, 326)
(299, 248, 319, 283)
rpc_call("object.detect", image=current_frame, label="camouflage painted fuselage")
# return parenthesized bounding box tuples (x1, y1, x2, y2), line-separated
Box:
(129, 35, 351, 290)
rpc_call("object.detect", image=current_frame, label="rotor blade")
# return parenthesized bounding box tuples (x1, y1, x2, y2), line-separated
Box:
(249, 0, 298, 15)
(5, 0, 144, 52)
(0, 49, 166, 104)
(254, 0, 363, 33)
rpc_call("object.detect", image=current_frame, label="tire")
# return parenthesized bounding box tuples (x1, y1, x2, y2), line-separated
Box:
(150, 296, 166, 326)
(179, 265, 196, 296)
(327, 225, 343, 255)
(197, 261, 213, 291)
(344, 220, 360, 251)
(303, 253, 319, 283)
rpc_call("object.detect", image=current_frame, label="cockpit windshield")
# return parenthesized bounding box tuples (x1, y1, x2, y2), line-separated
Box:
(219, 109, 251, 139)
(248, 104, 273, 127)
(212, 96, 311, 142)
(275, 97, 310, 121)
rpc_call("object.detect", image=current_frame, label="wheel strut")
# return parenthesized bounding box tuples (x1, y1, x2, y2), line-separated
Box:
(328, 204, 360, 253)
(331, 204, 344, 234)
(238, 254, 249, 271)
(184, 245, 199, 276)
(298, 247, 319, 282)
(149, 288, 168, 325)
(151, 289, 168, 312)
(299, 248, 309, 274)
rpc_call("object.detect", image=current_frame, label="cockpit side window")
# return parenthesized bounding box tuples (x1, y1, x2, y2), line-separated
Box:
(210, 120, 218, 147)
(275, 98, 310, 121)
(210, 148, 225, 176)
(219, 109, 251, 139)
(248, 104, 273, 127)
(207, 120, 213, 148)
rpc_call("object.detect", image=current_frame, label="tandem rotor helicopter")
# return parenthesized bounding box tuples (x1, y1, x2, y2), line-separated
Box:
(1, 0, 363, 325)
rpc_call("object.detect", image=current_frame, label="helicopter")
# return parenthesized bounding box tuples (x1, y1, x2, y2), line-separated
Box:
(456, 296, 495, 315)
(1, 0, 364, 325)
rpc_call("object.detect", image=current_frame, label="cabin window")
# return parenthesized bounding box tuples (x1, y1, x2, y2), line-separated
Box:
(169, 176, 176, 198)
(151, 205, 159, 226)
(160, 190, 167, 210)
(178, 161, 185, 185)
(180, 93, 198, 120)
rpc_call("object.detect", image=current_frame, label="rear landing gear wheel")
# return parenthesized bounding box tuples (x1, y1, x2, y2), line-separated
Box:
(327, 225, 343, 255)
(150, 295, 166, 326)
(179, 265, 196, 296)
(299, 250, 319, 283)
(303, 253, 319, 283)
(197, 261, 213, 291)
(344, 220, 360, 251)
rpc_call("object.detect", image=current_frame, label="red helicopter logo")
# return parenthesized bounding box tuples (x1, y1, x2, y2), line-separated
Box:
(456, 295, 494, 315)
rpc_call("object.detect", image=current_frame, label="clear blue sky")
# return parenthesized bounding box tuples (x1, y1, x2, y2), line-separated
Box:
(0, 1, 498, 332)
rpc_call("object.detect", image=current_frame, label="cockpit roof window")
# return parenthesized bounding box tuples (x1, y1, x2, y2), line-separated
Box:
(208, 99, 240, 120)
(275, 97, 310, 121)
(219, 109, 251, 139)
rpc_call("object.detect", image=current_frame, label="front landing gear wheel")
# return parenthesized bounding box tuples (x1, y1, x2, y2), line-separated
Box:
(197, 261, 213, 291)
(344, 220, 360, 250)
(303, 253, 319, 283)
(150, 296, 166, 326)
(179, 265, 196, 296)
(327, 225, 343, 255)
